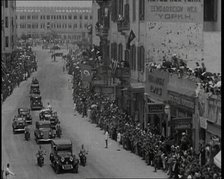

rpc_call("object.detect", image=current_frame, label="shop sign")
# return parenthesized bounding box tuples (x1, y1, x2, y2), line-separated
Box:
(147, 103, 164, 114)
(168, 91, 195, 110)
(146, 0, 203, 23)
(199, 116, 207, 129)
(145, 69, 169, 100)
(168, 117, 192, 129)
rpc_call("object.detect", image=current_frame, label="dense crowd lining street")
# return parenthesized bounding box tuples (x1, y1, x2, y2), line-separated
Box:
(2, 45, 169, 179)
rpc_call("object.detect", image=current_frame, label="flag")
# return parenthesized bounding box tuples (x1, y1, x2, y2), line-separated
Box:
(126, 30, 136, 49)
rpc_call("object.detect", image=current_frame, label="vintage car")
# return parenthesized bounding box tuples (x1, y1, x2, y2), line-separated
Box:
(18, 108, 32, 124)
(50, 139, 79, 174)
(34, 121, 55, 143)
(12, 116, 27, 134)
(31, 78, 39, 85)
(49, 114, 60, 129)
(39, 108, 52, 120)
(30, 83, 40, 95)
(30, 94, 43, 110)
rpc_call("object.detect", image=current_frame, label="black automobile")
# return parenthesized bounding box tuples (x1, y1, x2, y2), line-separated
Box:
(18, 108, 32, 124)
(50, 139, 79, 174)
(30, 83, 40, 95)
(39, 108, 52, 120)
(30, 94, 43, 110)
(12, 116, 27, 134)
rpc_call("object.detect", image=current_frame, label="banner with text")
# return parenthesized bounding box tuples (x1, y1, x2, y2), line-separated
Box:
(146, 0, 203, 23)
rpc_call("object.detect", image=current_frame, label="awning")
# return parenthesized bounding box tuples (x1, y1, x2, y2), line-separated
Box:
(214, 151, 221, 169)
(130, 83, 144, 93)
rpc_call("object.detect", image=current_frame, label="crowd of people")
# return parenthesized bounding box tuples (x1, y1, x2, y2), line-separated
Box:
(65, 57, 221, 179)
(148, 55, 221, 96)
(1, 46, 37, 103)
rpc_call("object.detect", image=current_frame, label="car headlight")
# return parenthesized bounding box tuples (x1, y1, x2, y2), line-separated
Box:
(49, 131, 51, 135)
(61, 157, 65, 162)
(69, 156, 73, 161)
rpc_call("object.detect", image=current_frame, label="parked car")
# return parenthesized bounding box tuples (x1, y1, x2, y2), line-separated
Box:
(12, 116, 27, 134)
(50, 139, 79, 174)
(30, 83, 40, 95)
(18, 108, 32, 124)
(34, 121, 55, 144)
(49, 112, 60, 129)
(30, 94, 43, 110)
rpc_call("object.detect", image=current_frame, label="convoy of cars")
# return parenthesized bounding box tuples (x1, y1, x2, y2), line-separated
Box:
(11, 78, 80, 174)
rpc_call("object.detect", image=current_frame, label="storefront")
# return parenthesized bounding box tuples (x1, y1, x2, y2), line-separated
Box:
(144, 69, 169, 134)
(167, 74, 196, 144)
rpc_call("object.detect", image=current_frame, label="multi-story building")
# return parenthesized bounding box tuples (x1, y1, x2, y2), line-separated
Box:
(1, 0, 17, 58)
(91, 0, 221, 149)
(16, 6, 92, 43)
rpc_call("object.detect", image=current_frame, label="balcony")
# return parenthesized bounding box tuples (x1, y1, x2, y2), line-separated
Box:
(117, 19, 130, 32)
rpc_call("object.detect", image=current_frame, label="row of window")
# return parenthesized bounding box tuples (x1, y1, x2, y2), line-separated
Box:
(18, 23, 89, 29)
(18, 14, 92, 20)
(111, 43, 145, 71)
(4, 16, 14, 28)
(111, 0, 218, 23)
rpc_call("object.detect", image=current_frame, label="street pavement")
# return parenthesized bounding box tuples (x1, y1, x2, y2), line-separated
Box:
(2, 46, 168, 179)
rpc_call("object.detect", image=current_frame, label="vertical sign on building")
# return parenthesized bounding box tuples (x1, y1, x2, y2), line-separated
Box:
(145, 0, 204, 69)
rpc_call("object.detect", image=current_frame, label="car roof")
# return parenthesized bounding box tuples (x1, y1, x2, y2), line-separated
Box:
(18, 108, 29, 111)
(52, 139, 72, 146)
(31, 84, 39, 87)
(37, 120, 51, 125)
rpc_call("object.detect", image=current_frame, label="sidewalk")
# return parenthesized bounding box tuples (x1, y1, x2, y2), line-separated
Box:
(55, 73, 169, 178)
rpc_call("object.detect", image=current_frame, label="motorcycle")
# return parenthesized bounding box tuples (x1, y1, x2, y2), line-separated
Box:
(25, 131, 30, 141)
(79, 152, 87, 166)
(37, 154, 45, 167)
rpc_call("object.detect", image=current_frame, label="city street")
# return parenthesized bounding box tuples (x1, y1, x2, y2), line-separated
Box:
(2, 46, 168, 179)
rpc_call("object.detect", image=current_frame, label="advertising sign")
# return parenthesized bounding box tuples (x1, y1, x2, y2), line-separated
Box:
(147, 103, 164, 114)
(145, 69, 169, 101)
(146, 0, 203, 23)
(168, 90, 195, 111)
(169, 117, 192, 129)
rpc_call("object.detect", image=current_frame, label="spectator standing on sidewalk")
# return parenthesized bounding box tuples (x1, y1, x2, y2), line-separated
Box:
(117, 131, 121, 151)
(105, 130, 109, 148)
(5, 163, 15, 178)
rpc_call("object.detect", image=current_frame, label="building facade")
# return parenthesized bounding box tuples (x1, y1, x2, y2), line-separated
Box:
(16, 6, 92, 43)
(91, 0, 221, 149)
(1, 0, 17, 57)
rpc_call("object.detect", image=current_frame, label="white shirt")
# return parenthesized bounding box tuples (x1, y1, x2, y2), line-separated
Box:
(117, 133, 121, 143)
(5, 167, 15, 177)
(105, 131, 109, 140)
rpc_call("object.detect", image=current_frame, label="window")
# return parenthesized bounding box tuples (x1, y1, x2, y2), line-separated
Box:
(139, 0, 145, 21)
(68, 15, 72, 20)
(204, 0, 218, 21)
(51, 15, 53, 19)
(111, 0, 118, 22)
(27, 15, 31, 20)
(5, 36, 9, 47)
(118, 0, 124, 17)
(16, 16, 17, 20)
(137, 46, 145, 71)
(80, 23, 82, 28)
(65, 24, 67, 28)
(68, 24, 72, 28)
(65, 15, 67, 19)
(118, 43, 123, 62)
(85, 15, 88, 20)
(20, 24, 23, 28)
(124, 3, 130, 22)
(43, 15, 45, 20)
(40, 15, 42, 20)
(47, 15, 50, 20)
(133, 0, 136, 22)
(59, 15, 61, 19)
(27, 24, 31, 29)
(74, 15, 77, 19)
(5, 0, 8, 8)
(90, 15, 92, 20)
(20, 15, 25, 20)
(5, 16, 8, 28)
(54, 15, 56, 20)
(80, 15, 82, 19)
(73, 24, 77, 28)
(132, 45, 136, 70)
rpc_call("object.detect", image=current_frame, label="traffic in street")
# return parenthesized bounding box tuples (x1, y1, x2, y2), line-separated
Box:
(2, 46, 168, 179)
